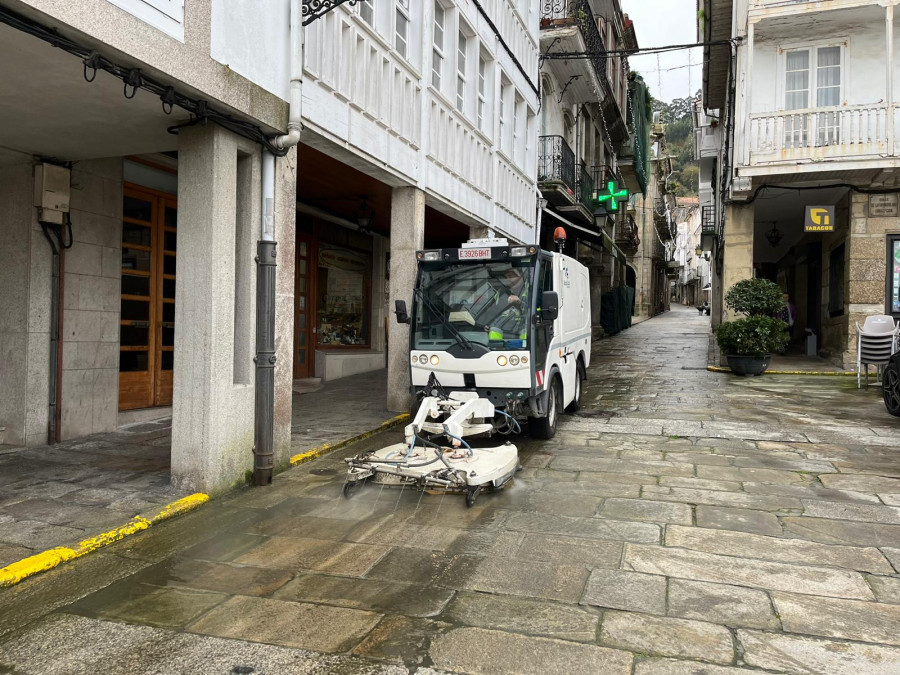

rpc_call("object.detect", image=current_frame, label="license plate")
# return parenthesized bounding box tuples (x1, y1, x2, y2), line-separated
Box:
(458, 248, 491, 260)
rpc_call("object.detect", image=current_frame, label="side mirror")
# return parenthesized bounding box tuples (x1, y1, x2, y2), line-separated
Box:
(540, 291, 559, 322)
(395, 300, 410, 324)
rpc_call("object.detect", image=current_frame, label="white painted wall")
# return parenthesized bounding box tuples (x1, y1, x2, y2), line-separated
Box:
(301, 1, 539, 243)
(751, 22, 887, 115)
(210, 0, 290, 100)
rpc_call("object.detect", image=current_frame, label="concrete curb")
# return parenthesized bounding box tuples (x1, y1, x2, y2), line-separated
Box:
(707, 365, 857, 376)
(289, 413, 411, 466)
(0, 493, 209, 589)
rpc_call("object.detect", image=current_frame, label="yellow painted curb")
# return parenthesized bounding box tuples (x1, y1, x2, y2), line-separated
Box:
(290, 413, 411, 466)
(707, 365, 856, 376)
(0, 493, 209, 589)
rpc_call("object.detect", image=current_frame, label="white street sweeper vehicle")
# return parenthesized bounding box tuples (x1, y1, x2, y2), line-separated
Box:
(344, 231, 591, 506)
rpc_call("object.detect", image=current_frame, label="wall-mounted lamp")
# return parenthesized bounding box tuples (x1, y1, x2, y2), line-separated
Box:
(765, 221, 783, 248)
(356, 198, 374, 235)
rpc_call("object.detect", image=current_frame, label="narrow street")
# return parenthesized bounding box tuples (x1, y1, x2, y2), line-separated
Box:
(3, 307, 900, 674)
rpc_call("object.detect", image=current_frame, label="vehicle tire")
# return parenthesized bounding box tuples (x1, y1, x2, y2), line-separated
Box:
(884, 360, 900, 417)
(530, 376, 561, 440)
(566, 359, 585, 413)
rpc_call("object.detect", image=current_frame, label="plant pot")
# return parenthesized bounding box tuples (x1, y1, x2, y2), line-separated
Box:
(726, 354, 771, 377)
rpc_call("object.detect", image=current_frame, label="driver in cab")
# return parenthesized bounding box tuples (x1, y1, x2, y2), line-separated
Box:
(484, 268, 528, 341)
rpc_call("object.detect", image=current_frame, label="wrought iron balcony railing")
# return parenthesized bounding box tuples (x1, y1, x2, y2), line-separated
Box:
(576, 162, 594, 212)
(538, 135, 576, 194)
(540, 0, 609, 92)
(615, 214, 640, 254)
(701, 206, 716, 236)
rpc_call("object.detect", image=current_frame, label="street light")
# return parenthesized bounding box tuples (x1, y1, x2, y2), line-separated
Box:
(695, 245, 703, 257)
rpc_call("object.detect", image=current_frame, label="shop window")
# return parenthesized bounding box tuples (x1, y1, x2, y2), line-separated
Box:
(317, 246, 371, 347)
(889, 235, 900, 318)
(829, 244, 845, 317)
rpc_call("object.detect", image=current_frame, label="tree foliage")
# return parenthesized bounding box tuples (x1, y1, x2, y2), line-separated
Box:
(724, 278, 785, 317)
(716, 278, 789, 357)
(652, 92, 700, 196)
(715, 316, 790, 357)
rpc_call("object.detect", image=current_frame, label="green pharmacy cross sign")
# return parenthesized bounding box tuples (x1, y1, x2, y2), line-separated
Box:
(595, 181, 629, 213)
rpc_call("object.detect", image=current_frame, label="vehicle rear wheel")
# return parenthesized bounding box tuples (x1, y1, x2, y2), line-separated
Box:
(530, 376, 561, 439)
(884, 360, 900, 417)
(566, 359, 585, 413)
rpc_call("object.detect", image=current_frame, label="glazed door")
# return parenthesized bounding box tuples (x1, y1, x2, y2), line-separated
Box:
(119, 186, 177, 410)
(293, 233, 314, 378)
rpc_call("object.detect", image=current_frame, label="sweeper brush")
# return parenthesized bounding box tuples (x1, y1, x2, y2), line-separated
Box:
(343, 388, 519, 507)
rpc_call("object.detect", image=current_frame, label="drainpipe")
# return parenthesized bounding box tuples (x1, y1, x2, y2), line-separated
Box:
(253, 0, 304, 486)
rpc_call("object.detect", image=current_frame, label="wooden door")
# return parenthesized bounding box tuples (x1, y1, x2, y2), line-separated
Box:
(119, 185, 177, 410)
(293, 233, 314, 378)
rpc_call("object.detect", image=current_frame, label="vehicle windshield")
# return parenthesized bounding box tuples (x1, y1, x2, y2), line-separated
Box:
(413, 260, 534, 352)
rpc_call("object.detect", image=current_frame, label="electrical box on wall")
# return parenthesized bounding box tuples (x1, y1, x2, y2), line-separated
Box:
(34, 163, 71, 224)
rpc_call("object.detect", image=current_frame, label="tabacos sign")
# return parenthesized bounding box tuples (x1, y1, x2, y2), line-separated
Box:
(804, 205, 835, 233)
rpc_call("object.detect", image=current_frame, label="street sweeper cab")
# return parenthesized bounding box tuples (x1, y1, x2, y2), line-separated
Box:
(342, 230, 590, 507)
(401, 230, 591, 439)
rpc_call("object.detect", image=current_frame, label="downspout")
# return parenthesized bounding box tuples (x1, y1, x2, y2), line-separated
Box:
(253, 0, 303, 486)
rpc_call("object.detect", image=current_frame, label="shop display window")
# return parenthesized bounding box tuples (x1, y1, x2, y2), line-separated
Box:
(889, 235, 900, 318)
(317, 245, 370, 346)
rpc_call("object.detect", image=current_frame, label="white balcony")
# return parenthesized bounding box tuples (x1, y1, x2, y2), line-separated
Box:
(749, 0, 881, 16)
(748, 104, 892, 165)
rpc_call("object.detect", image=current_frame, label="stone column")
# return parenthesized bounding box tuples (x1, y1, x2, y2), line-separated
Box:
(0, 157, 50, 447)
(61, 159, 123, 440)
(172, 124, 260, 494)
(721, 203, 755, 322)
(469, 224, 490, 240)
(272, 147, 297, 472)
(387, 187, 425, 412)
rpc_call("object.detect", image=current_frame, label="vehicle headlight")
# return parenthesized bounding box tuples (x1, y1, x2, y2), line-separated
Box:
(497, 355, 508, 367)
(430, 355, 440, 366)
(509, 355, 520, 366)
(419, 354, 428, 364)
(411, 355, 418, 364)
(521, 356, 528, 364)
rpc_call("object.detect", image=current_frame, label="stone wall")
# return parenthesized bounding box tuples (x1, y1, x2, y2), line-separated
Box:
(61, 159, 123, 440)
(843, 192, 900, 368)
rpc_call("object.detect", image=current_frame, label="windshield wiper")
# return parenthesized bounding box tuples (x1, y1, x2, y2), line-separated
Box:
(414, 287, 474, 351)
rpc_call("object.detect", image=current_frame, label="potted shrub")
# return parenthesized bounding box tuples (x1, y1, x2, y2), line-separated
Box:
(715, 278, 789, 376)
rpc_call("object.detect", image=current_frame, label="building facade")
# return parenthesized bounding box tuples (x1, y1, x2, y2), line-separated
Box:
(672, 200, 712, 307)
(0, 0, 298, 493)
(297, 1, 541, 411)
(0, 0, 545, 492)
(536, 0, 644, 336)
(700, 0, 900, 366)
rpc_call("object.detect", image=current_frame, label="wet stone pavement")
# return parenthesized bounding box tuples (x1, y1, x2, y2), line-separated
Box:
(3, 306, 900, 674)
(0, 371, 397, 567)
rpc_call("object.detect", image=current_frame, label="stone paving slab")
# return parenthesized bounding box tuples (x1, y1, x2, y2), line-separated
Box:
(441, 592, 599, 643)
(429, 627, 633, 675)
(186, 595, 383, 653)
(599, 611, 734, 664)
(581, 568, 667, 614)
(773, 591, 900, 646)
(668, 578, 779, 629)
(738, 629, 900, 675)
(623, 543, 874, 599)
(664, 524, 894, 573)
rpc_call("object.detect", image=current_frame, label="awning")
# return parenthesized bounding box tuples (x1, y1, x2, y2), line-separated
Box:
(541, 208, 629, 262)
(541, 207, 603, 243)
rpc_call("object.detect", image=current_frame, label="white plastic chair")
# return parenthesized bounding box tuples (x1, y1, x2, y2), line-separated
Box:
(857, 316, 900, 388)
